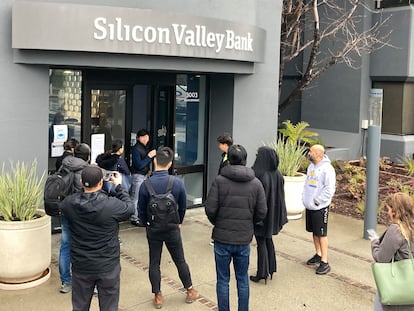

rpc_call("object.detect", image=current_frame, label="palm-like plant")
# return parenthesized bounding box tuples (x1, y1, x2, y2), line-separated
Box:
(0, 161, 45, 221)
(278, 120, 319, 146)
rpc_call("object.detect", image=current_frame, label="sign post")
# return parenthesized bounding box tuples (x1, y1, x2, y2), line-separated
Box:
(364, 89, 383, 239)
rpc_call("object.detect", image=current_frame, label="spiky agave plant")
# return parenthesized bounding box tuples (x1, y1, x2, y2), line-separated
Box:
(0, 161, 45, 221)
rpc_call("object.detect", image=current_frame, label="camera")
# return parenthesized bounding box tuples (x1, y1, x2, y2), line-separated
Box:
(103, 172, 113, 182)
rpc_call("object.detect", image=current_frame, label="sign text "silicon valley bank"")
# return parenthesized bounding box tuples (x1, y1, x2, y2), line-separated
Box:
(93, 17, 254, 53)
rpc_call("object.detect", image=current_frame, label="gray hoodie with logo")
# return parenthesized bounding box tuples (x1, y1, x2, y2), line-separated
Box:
(302, 155, 336, 211)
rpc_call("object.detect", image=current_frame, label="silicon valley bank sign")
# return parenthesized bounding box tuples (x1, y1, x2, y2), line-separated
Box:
(12, 2, 266, 63)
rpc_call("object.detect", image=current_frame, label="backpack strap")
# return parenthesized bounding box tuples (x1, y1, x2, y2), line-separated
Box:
(145, 176, 175, 196)
(166, 176, 175, 193)
(144, 178, 157, 196)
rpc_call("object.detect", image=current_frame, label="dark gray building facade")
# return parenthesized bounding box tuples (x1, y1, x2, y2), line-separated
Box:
(1, 0, 281, 205)
(281, 2, 414, 161)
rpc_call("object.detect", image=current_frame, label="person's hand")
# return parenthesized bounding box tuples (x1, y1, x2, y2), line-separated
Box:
(178, 224, 181, 230)
(111, 171, 122, 186)
(148, 149, 156, 158)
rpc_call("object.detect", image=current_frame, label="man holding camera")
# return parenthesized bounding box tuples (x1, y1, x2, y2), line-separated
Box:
(61, 165, 135, 311)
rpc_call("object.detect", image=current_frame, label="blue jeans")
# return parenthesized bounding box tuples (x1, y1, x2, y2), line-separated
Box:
(214, 242, 250, 311)
(59, 216, 71, 284)
(130, 173, 146, 221)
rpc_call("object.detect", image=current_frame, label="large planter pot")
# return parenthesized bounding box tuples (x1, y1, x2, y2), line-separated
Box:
(0, 209, 51, 289)
(284, 173, 307, 220)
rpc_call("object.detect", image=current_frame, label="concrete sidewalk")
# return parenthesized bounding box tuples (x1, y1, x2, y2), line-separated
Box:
(1, 208, 383, 311)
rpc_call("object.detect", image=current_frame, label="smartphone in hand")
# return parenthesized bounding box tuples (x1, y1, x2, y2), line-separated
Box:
(367, 229, 379, 239)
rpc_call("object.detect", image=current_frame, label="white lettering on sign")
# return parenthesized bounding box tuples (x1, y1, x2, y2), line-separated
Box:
(93, 17, 253, 53)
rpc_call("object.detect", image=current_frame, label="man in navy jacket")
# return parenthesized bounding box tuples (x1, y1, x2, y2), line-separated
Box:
(138, 146, 199, 309)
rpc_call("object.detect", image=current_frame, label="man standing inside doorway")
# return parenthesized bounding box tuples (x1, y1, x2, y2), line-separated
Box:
(303, 144, 336, 275)
(130, 129, 156, 227)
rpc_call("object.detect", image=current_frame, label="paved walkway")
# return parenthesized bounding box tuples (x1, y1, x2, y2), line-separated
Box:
(1, 208, 383, 311)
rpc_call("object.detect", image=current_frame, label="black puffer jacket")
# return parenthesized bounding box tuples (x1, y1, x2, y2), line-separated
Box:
(205, 165, 267, 245)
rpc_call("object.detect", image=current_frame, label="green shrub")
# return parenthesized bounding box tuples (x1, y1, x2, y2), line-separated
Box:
(268, 135, 308, 176)
(0, 161, 45, 221)
(398, 156, 414, 176)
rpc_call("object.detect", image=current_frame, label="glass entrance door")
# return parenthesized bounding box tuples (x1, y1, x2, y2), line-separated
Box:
(89, 89, 127, 162)
(153, 86, 174, 149)
(174, 74, 207, 206)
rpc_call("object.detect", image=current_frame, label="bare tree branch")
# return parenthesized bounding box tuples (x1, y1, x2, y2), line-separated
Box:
(279, 0, 392, 113)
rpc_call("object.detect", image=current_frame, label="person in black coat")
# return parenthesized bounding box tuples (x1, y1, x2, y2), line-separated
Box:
(250, 146, 288, 283)
(205, 144, 267, 311)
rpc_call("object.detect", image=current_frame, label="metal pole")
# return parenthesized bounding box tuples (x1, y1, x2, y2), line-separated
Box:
(364, 125, 381, 239)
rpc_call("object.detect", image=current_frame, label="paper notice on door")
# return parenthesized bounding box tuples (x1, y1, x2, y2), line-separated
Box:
(51, 125, 68, 157)
(91, 134, 105, 164)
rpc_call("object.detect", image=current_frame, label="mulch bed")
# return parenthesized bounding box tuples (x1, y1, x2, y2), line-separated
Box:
(330, 162, 414, 225)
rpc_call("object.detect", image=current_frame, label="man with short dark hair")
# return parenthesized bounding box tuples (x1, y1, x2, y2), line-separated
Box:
(130, 129, 156, 226)
(138, 147, 199, 309)
(206, 144, 267, 311)
(62, 165, 134, 311)
(216, 133, 233, 175)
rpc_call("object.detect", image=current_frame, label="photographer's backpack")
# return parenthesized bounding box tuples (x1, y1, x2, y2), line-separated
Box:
(44, 166, 74, 217)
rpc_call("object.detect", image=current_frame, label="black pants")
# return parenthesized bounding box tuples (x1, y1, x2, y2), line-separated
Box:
(72, 264, 121, 311)
(147, 229, 192, 293)
(255, 236, 277, 278)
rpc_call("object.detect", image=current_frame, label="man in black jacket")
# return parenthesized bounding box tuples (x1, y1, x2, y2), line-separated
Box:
(62, 165, 134, 311)
(130, 129, 156, 226)
(205, 144, 267, 311)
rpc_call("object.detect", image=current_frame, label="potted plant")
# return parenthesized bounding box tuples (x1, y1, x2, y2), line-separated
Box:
(269, 120, 319, 219)
(0, 161, 51, 290)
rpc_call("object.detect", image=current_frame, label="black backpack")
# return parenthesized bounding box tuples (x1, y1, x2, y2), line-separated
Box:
(43, 166, 75, 217)
(145, 176, 180, 228)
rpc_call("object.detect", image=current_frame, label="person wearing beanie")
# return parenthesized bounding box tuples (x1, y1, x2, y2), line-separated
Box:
(61, 165, 134, 311)
(130, 129, 156, 226)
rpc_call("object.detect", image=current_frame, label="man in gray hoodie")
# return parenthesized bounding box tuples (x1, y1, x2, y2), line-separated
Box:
(302, 144, 336, 275)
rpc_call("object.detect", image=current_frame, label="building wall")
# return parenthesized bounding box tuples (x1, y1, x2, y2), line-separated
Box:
(371, 6, 414, 159)
(233, 0, 281, 166)
(2, 0, 281, 183)
(0, 1, 49, 172)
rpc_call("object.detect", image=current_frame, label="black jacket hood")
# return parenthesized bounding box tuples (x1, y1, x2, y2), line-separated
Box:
(220, 165, 256, 182)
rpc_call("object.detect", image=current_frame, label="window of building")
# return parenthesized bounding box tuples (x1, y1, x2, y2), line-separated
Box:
(376, 0, 413, 9)
(48, 69, 82, 172)
(373, 81, 414, 135)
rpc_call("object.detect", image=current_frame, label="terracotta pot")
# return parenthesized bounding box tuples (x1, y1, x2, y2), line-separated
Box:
(284, 173, 306, 219)
(0, 210, 51, 284)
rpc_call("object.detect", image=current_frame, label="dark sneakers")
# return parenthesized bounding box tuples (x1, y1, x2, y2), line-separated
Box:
(316, 261, 331, 275)
(130, 219, 146, 227)
(306, 254, 321, 265)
